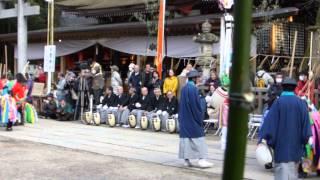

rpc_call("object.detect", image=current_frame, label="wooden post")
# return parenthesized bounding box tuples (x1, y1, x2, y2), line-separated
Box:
(0, 63, 2, 77)
(60, 56, 66, 73)
(4, 44, 8, 78)
(289, 31, 298, 78)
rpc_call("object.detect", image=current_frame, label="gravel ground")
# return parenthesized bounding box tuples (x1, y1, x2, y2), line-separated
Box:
(0, 136, 218, 180)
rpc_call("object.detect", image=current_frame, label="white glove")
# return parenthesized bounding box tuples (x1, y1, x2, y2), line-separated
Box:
(103, 105, 108, 109)
(156, 110, 162, 115)
(135, 103, 141, 108)
(162, 111, 168, 116)
(96, 104, 102, 109)
(309, 137, 313, 147)
(100, 96, 104, 103)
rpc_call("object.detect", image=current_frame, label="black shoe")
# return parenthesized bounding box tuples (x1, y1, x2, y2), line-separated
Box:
(264, 163, 273, 169)
(6, 127, 12, 131)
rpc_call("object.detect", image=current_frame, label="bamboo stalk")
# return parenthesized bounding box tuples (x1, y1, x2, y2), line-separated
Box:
(257, 55, 269, 70)
(50, 1, 54, 45)
(174, 59, 181, 70)
(270, 56, 280, 70)
(299, 57, 306, 73)
(289, 31, 298, 78)
(47, 2, 50, 45)
(309, 32, 313, 73)
(222, 0, 252, 179)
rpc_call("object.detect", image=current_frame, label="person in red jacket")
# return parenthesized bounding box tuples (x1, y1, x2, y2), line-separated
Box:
(295, 71, 315, 104)
(295, 71, 308, 96)
(11, 73, 27, 127)
(37, 68, 47, 83)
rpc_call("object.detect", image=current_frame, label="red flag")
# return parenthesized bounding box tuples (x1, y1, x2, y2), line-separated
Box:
(156, 0, 166, 79)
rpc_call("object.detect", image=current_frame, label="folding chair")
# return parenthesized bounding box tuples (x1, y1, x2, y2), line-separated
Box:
(204, 119, 218, 134)
(248, 114, 263, 139)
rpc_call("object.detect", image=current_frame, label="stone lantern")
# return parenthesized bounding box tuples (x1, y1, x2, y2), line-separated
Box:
(193, 20, 219, 78)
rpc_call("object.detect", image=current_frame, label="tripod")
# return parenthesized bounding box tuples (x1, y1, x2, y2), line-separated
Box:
(74, 76, 90, 121)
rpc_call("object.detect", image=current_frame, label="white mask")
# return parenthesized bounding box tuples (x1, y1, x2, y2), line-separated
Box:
(275, 78, 282, 84)
(299, 75, 304, 81)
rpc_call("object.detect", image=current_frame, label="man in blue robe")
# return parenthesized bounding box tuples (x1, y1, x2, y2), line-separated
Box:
(178, 69, 213, 168)
(260, 78, 312, 180)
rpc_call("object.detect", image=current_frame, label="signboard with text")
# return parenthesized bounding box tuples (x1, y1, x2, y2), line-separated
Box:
(43, 45, 56, 72)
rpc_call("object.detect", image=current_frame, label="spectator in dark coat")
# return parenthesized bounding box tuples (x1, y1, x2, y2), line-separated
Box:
(141, 64, 153, 91)
(129, 65, 142, 94)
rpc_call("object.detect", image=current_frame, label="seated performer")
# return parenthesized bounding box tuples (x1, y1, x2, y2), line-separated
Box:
(43, 93, 57, 119)
(121, 86, 140, 128)
(150, 87, 166, 130)
(162, 91, 179, 130)
(116, 86, 129, 125)
(57, 99, 73, 121)
(101, 87, 119, 124)
(131, 87, 153, 128)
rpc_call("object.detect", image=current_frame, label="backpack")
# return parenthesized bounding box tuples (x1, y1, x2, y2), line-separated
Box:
(256, 73, 266, 88)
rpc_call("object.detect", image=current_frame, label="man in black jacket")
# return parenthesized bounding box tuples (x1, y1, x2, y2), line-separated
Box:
(150, 87, 166, 130)
(131, 87, 153, 128)
(115, 86, 129, 125)
(101, 87, 119, 124)
(120, 86, 139, 127)
(162, 91, 179, 130)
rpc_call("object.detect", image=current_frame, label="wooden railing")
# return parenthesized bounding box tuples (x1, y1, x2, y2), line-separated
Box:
(251, 88, 320, 114)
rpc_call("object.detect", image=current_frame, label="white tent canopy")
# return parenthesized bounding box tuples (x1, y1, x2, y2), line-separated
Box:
(15, 35, 257, 60)
(14, 40, 96, 60)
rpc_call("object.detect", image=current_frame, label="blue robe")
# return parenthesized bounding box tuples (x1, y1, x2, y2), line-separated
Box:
(260, 91, 312, 163)
(178, 81, 205, 138)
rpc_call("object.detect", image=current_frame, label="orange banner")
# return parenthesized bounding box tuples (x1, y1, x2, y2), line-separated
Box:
(156, 0, 166, 79)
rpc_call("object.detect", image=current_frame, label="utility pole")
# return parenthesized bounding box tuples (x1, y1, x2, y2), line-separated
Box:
(222, 0, 253, 180)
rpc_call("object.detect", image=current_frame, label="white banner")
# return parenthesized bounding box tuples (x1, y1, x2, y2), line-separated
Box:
(44, 45, 56, 72)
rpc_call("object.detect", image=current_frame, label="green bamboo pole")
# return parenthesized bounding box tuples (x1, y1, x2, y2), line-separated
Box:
(222, 0, 253, 180)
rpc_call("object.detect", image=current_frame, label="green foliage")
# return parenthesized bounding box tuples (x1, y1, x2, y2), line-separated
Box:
(27, 0, 48, 31)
